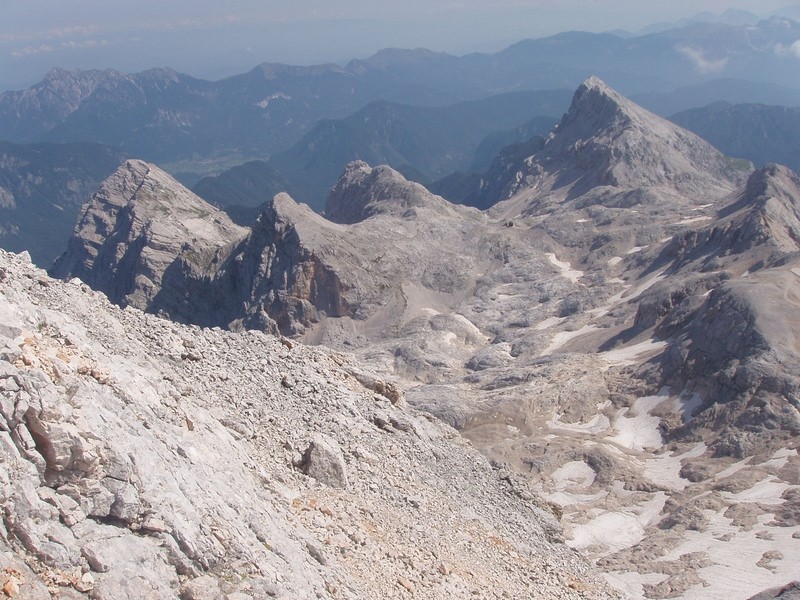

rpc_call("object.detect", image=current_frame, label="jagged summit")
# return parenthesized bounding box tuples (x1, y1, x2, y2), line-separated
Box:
(563, 75, 644, 132)
(741, 163, 800, 210)
(325, 161, 455, 224)
(491, 76, 751, 216)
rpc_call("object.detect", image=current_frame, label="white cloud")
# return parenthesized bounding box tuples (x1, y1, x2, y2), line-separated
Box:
(11, 44, 53, 58)
(61, 39, 109, 50)
(677, 45, 728, 73)
(775, 39, 800, 59)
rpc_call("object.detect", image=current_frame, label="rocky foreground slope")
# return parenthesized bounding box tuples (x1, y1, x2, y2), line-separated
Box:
(49, 77, 800, 599)
(0, 248, 620, 599)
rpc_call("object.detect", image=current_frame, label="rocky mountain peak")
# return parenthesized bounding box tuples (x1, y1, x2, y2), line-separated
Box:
(721, 163, 800, 256)
(50, 159, 247, 311)
(325, 160, 452, 224)
(743, 163, 800, 205)
(562, 75, 640, 132)
(491, 76, 750, 214)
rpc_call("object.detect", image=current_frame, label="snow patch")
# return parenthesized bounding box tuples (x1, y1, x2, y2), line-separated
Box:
(255, 92, 290, 108)
(660, 511, 800, 600)
(642, 442, 706, 491)
(760, 448, 797, 469)
(552, 461, 596, 490)
(535, 316, 566, 330)
(610, 388, 670, 451)
(569, 493, 667, 552)
(541, 324, 598, 355)
(546, 252, 583, 283)
(599, 338, 668, 367)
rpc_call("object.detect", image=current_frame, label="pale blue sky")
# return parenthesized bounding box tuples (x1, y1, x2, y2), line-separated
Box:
(1, 1, 796, 90)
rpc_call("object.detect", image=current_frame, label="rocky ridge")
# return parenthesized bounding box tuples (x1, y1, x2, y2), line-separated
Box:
(0, 248, 619, 599)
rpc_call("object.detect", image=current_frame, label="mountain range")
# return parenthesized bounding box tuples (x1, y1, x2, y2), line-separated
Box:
(45, 76, 800, 599)
(1, 15, 800, 597)
(1, 17, 799, 172)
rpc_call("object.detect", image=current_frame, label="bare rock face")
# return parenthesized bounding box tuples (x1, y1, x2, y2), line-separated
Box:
(301, 434, 349, 489)
(50, 159, 248, 324)
(325, 160, 454, 224)
(665, 164, 800, 272)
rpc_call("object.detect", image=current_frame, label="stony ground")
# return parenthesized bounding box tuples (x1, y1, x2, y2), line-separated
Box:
(0, 249, 623, 599)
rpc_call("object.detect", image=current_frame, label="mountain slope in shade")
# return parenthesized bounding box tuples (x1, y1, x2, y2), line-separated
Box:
(0, 141, 126, 266)
(669, 102, 800, 174)
(266, 91, 569, 210)
(0, 68, 112, 141)
(191, 160, 293, 225)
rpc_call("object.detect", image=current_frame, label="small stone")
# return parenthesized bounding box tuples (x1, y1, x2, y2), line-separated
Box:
(307, 542, 327, 566)
(141, 516, 170, 533)
(82, 545, 110, 573)
(74, 572, 95, 593)
(397, 576, 415, 593)
(181, 575, 221, 600)
(301, 434, 349, 489)
(2, 576, 21, 597)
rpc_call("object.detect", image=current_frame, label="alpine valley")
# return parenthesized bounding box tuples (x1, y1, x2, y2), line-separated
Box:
(1, 16, 800, 600)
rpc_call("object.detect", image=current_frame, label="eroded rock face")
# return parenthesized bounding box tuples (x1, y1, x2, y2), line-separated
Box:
(325, 161, 454, 224)
(50, 159, 248, 324)
(1, 249, 619, 599)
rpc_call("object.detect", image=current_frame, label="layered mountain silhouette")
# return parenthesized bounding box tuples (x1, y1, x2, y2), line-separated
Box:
(2, 17, 799, 169)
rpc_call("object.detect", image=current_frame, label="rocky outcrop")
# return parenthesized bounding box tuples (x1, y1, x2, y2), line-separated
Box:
(325, 161, 455, 224)
(659, 269, 800, 457)
(50, 159, 248, 324)
(663, 164, 800, 273)
(0, 248, 619, 599)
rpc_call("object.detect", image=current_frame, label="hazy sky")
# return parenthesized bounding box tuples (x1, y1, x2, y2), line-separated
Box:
(1, 1, 796, 90)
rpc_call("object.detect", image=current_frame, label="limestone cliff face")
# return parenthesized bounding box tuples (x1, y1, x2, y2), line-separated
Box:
(325, 160, 454, 224)
(664, 164, 800, 272)
(217, 193, 357, 335)
(50, 159, 248, 324)
(645, 165, 800, 456)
